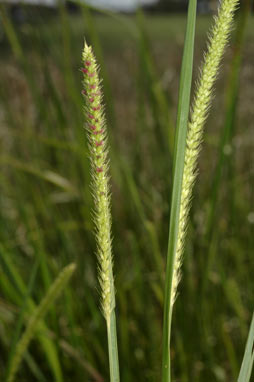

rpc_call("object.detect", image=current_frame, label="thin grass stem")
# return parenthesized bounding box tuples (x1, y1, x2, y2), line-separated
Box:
(162, 1, 197, 381)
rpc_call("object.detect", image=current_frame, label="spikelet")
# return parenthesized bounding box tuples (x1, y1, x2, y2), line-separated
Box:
(170, 0, 239, 307)
(82, 43, 115, 320)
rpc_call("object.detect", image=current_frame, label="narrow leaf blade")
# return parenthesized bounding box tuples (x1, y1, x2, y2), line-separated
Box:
(162, 0, 197, 381)
(238, 312, 254, 382)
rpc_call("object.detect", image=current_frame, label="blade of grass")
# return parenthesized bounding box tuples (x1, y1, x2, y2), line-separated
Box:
(6, 258, 40, 378)
(162, 1, 196, 381)
(220, 316, 239, 379)
(23, 352, 47, 382)
(0, 156, 79, 197)
(120, 158, 164, 286)
(0, 5, 50, 125)
(238, 312, 254, 382)
(6, 263, 76, 382)
(58, 3, 83, 127)
(0, 245, 63, 382)
(47, 329, 104, 382)
(136, 9, 174, 155)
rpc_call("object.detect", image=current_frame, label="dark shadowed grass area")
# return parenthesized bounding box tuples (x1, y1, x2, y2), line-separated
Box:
(0, 7, 254, 382)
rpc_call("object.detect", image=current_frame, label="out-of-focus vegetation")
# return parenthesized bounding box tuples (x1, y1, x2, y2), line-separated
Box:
(0, 3, 253, 381)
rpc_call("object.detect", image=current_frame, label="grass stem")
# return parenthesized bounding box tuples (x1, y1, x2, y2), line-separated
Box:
(162, 0, 197, 381)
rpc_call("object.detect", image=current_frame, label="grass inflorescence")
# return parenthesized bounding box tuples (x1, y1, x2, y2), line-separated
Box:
(82, 43, 114, 320)
(0, 2, 253, 382)
(171, 0, 240, 308)
(82, 42, 120, 382)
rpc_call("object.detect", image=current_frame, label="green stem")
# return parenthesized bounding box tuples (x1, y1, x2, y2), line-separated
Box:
(161, 0, 196, 381)
(162, 308, 173, 381)
(107, 310, 120, 382)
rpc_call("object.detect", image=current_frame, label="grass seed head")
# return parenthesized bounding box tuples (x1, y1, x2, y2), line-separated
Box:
(82, 42, 115, 320)
(170, 0, 240, 307)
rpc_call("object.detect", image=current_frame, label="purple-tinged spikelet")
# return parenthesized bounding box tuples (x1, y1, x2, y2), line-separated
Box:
(82, 42, 115, 320)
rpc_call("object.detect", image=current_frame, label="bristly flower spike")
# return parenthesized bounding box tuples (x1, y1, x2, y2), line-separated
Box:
(170, 0, 240, 308)
(82, 42, 113, 319)
(82, 42, 120, 382)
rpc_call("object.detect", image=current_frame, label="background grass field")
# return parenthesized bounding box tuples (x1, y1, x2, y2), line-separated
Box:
(0, 6, 254, 381)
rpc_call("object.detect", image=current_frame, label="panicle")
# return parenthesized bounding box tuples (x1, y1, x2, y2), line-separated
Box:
(82, 42, 115, 319)
(170, 0, 239, 307)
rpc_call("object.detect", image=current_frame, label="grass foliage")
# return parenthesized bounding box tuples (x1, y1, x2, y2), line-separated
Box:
(0, 2, 253, 381)
(6, 263, 76, 382)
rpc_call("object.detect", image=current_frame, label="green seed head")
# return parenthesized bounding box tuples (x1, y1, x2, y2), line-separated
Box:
(170, 0, 239, 307)
(82, 42, 115, 320)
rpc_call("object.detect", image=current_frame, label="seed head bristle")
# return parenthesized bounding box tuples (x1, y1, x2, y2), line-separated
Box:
(82, 42, 115, 319)
(170, 0, 239, 307)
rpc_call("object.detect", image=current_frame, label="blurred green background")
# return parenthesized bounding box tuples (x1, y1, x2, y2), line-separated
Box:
(0, 1, 253, 381)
